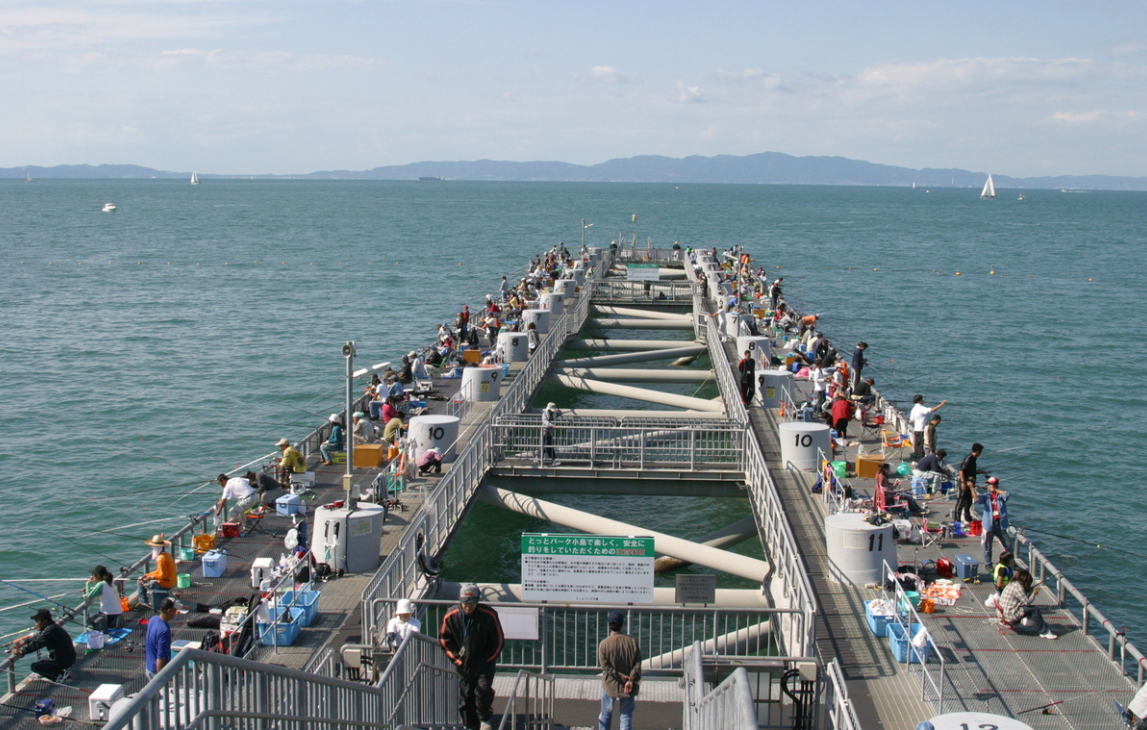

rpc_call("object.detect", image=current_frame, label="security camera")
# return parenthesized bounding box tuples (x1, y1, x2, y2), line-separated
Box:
(342, 342, 356, 357)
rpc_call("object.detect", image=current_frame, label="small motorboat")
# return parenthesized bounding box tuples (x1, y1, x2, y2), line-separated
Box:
(102, 203, 117, 212)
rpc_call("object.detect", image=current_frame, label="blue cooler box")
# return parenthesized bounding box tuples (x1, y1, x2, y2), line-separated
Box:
(276, 493, 303, 517)
(954, 554, 979, 580)
(202, 550, 227, 578)
(911, 477, 928, 496)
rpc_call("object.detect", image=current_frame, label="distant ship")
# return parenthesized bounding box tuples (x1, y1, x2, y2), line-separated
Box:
(102, 203, 117, 212)
(418, 176, 443, 181)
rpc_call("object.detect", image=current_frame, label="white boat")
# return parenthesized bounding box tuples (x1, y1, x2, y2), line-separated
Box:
(1018, 193, 1025, 201)
(980, 174, 996, 199)
(190, 171, 200, 185)
(102, 203, 117, 212)
(25, 171, 33, 183)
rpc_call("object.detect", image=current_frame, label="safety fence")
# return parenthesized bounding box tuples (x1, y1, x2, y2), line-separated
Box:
(358, 251, 614, 640)
(487, 418, 745, 472)
(373, 599, 786, 675)
(1012, 530, 1147, 682)
(593, 279, 695, 301)
(615, 246, 687, 264)
(496, 669, 555, 730)
(824, 659, 862, 730)
(682, 643, 757, 730)
(881, 561, 945, 710)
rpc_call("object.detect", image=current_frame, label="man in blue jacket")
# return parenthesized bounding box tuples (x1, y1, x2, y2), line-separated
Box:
(976, 477, 1010, 567)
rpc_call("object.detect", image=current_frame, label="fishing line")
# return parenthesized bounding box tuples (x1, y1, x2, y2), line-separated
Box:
(123, 445, 212, 483)
(1012, 526, 1141, 559)
(0, 593, 72, 616)
(53, 534, 130, 566)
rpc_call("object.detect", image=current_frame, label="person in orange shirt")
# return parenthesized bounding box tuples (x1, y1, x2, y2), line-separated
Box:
(138, 534, 176, 608)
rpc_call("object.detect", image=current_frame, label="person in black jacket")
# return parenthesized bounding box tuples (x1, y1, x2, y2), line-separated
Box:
(439, 583, 504, 730)
(9, 609, 76, 681)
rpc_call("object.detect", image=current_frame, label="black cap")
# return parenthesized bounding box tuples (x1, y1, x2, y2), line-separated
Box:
(31, 608, 52, 623)
(607, 610, 624, 625)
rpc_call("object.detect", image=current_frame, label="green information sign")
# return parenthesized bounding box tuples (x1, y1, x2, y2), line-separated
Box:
(521, 534, 654, 557)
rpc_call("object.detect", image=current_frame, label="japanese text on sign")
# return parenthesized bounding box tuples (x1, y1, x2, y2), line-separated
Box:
(521, 534, 655, 603)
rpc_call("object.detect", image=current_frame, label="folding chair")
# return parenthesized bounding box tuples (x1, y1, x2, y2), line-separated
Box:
(919, 520, 944, 548)
(875, 482, 909, 518)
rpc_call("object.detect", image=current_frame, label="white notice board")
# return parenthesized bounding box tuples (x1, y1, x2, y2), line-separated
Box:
(520, 534, 655, 603)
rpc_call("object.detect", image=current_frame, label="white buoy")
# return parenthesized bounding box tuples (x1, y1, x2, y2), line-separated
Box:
(407, 414, 460, 460)
(824, 513, 896, 585)
(498, 331, 530, 362)
(522, 308, 551, 334)
(461, 366, 502, 402)
(759, 370, 794, 409)
(540, 292, 564, 315)
(555, 279, 576, 299)
(777, 421, 829, 470)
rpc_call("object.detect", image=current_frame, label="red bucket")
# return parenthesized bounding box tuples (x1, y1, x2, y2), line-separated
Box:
(968, 521, 983, 537)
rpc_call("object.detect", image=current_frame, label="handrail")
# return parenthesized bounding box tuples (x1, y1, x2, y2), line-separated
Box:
(682, 642, 757, 730)
(882, 560, 945, 710)
(825, 658, 862, 730)
(495, 669, 554, 730)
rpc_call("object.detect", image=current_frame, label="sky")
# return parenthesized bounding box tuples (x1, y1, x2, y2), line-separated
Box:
(2, 0, 1145, 177)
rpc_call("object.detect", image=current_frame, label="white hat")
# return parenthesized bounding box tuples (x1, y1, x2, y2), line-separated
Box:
(277, 438, 290, 447)
(408, 351, 417, 358)
(396, 598, 414, 615)
(328, 414, 340, 423)
(546, 402, 557, 409)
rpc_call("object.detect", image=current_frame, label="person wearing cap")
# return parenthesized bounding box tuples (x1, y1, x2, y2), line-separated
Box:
(598, 610, 642, 730)
(215, 473, 258, 530)
(384, 598, 421, 651)
(542, 402, 562, 464)
(397, 353, 414, 384)
(9, 609, 76, 681)
(138, 534, 176, 607)
(319, 413, 344, 466)
(439, 583, 504, 730)
(417, 447, 444, 475)
(410, 350, 429, 381)
(353, 411, 378, 445)
(976, 476, 1010, 567)
(277, 438, 306, 479)
(145, 598, 179, 680)
(909, 395, 948, 459)
(244, 470, 287, 506)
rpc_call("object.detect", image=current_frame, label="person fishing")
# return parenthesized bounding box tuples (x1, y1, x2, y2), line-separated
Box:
(9, 609, 76, 682)
(84, 565, 123, 631)
(137, 534, 176, 608)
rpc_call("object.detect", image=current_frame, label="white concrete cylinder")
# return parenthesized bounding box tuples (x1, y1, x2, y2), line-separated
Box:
(736, 336, 774, 368)
(540, 292, 565, 316)
(573, 259, 588, 271)
(778, 421, 830, 471)
(498, 331, 530, 362)
(825, 513, 897, 585)
(759, 370, 794, 409)
(522, 308, 551, 334)
(408, 414, 460, 461)
(555, 279, 576, 299)
(571, 268, 587, 285)
(461, 366, 502, 402)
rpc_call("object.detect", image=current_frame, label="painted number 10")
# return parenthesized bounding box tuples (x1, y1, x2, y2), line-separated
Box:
(794, 434, 813, 448)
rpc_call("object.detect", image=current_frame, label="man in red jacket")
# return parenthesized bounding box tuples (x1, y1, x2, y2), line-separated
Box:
(439, 583, 504, 730)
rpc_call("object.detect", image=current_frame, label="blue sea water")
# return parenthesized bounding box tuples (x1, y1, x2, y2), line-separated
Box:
(1, 180, 1144, 652)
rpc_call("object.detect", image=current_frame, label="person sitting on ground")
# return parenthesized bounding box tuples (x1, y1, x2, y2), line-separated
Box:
(215, 473, 258, 530)
(385, 598, 422, 651)
(851, 377, 876, 406)
(998, 569, 1057, 639)
(9, 609, 76, 682)
(319, 413, 344, 465)
(84, 565, 123, 631)
(418, 447, 444, 475)
(138, 534, 176, 607)
(276, 438, 306, 478)
(994, 551, 1015, 594)
(383, 411, 407, 446)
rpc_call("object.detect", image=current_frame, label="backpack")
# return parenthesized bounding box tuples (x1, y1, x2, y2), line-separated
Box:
(936, 558, 954, 580)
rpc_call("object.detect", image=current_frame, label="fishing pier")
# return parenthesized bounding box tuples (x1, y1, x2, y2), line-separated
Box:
(1, 245, 1142, 730)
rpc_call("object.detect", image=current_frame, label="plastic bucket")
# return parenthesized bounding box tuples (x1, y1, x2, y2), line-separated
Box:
(180, 547, 196, 561)
(86, 631, 106, 650)
(831, 460, 848, 478)
(177, 573, 192, 589)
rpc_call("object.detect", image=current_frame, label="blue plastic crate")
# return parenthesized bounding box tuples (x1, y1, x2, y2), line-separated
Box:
(279, 590, 320, 627)
(864, 600, 895, 638)
(256, 607, 305, 646)
(887, 622, 931, 664)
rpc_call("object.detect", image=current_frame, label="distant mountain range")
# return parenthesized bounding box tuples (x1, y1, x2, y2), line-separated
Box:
(4, 154, 1145, 190)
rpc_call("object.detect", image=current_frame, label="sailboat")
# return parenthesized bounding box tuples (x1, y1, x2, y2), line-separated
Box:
(190, 171, 200, 185)
(980, 174, 996, 199)
(25, 170, 33, 183)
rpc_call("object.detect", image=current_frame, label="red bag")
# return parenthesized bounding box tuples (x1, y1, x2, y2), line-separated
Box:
(936, 558, 954, 580)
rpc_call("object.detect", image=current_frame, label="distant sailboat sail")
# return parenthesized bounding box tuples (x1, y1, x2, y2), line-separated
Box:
(190, 171, 200, 185)
(981, 174, 996, 199)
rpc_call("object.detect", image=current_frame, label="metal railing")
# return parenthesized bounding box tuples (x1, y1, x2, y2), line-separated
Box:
(1012, 530, 1147, 682)
(376, 633, 461, 728)
(682, 643, 757, 730)
(881, 560, 945, 710)
(371, 600, 787, 675)
(359, 251, 614, 639)
(615, 246, 686, 264)
(488, 420, 745, 471)
(593, 279, 695, 301)
(496, 669, 554, 730)
(824, 659, 862, 730)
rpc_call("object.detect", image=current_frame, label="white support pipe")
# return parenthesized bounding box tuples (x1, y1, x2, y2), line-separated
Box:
(548, 373, 724, 412)
(560, 346, 706, 368)
(654, 517, 757, 572)
(435, 582, 773, 608)
(566, 339, 696, 351)
(589, 318, 695, 329)
(642, 622, 773, 669)
(478, 486, 770, 583)
(528, 408, 730, 419)
(553, 367, 713, 383)
(592, 306, 694, 321)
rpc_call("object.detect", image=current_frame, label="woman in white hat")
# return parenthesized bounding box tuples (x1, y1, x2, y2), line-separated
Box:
(384, 598, 421, 650)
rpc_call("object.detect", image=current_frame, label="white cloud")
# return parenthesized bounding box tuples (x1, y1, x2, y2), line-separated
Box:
(717, 68, 766, 80)
(581, 65, 634, 84)
(1052, 110, 1104, 124)
(676, 80, 705, 103)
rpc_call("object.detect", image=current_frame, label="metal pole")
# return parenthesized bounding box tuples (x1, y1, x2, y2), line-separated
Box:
(344, 341, 356, 508)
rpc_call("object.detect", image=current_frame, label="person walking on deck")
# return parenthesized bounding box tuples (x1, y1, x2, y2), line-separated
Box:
(598, 610, 642, 730)
(439, 583, 504, 730)
(738, 350, 756, 405)
(909, 395, 948, 459)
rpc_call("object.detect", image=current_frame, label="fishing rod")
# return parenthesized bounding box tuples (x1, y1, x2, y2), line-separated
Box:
(1, 701, 101, 726)
(1016, 688, 1123, 715)
(1013, 526, 1141, 559)
(54, 534, 131, 566)
(123, 446, 213, 484)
